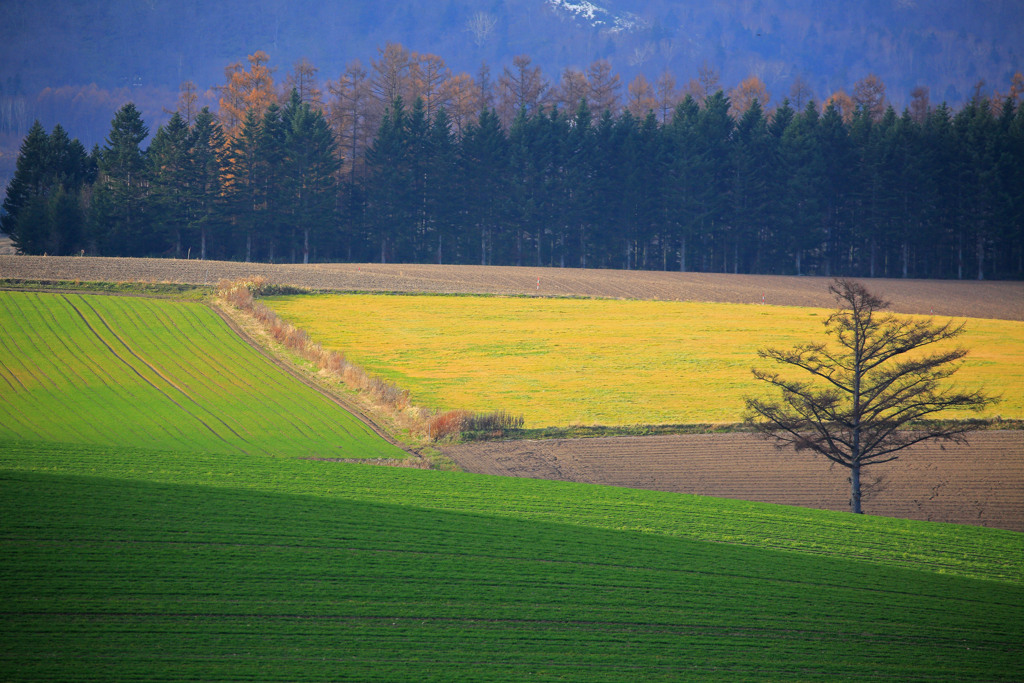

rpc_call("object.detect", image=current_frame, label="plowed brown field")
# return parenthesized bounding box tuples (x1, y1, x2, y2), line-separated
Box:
(3, 254, 1023, 320)
(442, 431, 1024, 531)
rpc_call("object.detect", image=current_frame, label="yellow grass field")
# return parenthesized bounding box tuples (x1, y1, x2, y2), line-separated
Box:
(266, 294, 1024, 427)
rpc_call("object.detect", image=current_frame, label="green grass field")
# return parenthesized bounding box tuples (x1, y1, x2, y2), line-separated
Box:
(2, 288, 1021, 680)
(0, 291, 404, 459)
(265, 293, 1024, 427)
(2, 440, 1022, 681)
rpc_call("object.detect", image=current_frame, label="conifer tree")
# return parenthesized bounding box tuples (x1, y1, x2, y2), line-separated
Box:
(459, 108, 508, 265)
(189, 107, 226, 260)
(732, 99, 773, 273)
(666, 96, 701, 271)
(1, 121, 50, 253)
(282, 90, 340, 264)
(259, 102, 288, 261)
(226, 108, 265, 261)
(425, 107, 456, 264)
(148, 112, 192, 257)
(365, 97, 412, 263)
(565, 99, 597, 267)
(92, 103, 150, 255)
(778, 101, 824, 275)
(817, 101, 854, 276)
(405, 97, 431, 259)
(695, 91, 735, 272)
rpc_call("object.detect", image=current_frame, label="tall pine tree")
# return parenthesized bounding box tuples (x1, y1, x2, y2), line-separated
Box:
(92, 103, 151, 255)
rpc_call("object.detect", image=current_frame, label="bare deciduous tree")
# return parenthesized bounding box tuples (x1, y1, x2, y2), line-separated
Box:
(789, 75, 813, 111)
(371, 42, 413, 108)
(327, 60, 371, 180)
(413, 53, 450, 118)
(443, 72, 478, 136)
(466, 12, 498, 49)
(498, 55, 548, 126)
(655, 70, 677, 123)
(745, 279, 995, 514)
(909, 85, 930, 124)
(626, 74, 656, 117)
(284, 58, 323, 110)
(587, 60, 621, 116)
(853, 74, 887, 121)
(554, 67, 589, 112)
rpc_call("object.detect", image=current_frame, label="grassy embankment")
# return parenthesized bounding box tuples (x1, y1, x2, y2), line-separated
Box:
(1, 288, 1021, 680)
(265, 293, 1024, 430)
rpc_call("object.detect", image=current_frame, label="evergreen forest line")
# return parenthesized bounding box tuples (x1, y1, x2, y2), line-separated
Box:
(3, 55, 1023, 279)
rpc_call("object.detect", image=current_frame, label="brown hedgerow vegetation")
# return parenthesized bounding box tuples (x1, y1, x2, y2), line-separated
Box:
(217, 277, 522, 441)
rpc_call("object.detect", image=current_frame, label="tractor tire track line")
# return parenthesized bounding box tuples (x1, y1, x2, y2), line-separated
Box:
(62, 294, 253, 456)
(0, 295, 69, 439)
(177, 304, 327, 440)
(76, 294, 259, 453)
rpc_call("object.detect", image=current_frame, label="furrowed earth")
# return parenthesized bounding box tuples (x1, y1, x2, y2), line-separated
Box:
(441, 431, 1024, 532)
(3, 254, 1024, 321)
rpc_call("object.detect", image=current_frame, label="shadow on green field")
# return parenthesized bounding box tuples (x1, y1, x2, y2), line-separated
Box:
(2, 456, 1021, 681)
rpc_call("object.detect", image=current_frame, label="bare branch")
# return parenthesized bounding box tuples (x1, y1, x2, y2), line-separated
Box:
(745, 278, 996, 514)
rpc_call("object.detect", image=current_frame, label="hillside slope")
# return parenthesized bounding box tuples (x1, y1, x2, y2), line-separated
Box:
(0, 290, 407, 459)
(2, 440, 1021, 679)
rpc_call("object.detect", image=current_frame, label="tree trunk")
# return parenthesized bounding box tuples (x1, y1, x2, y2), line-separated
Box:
(976, 233, 985, 280)
(958, 232, 963, 280)
(303, 227, 309, 265)
(850, 465, 862, 514)
(200, 228, 207, 261)
(679, 236, 686, 272)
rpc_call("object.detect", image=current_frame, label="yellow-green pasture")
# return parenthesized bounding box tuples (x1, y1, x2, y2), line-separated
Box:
(266, 293, 1024, 427)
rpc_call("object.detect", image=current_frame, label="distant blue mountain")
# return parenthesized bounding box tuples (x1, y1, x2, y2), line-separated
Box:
(3, 0, 1019, 102)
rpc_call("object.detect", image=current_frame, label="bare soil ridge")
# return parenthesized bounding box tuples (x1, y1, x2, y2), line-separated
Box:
(442, 432, 1024, 531)
(3, 255, 1023, 320)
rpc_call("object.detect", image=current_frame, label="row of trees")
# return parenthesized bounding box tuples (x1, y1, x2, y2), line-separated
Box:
(3, 91, 338, 264)
(3, 51, 1023, 278)
(359, 91, 1023, 279)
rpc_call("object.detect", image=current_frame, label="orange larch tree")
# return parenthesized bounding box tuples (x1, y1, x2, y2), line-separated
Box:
(587, 60, 621, 116)
(626, 74, 657, 118)
(217, 51, 276, 136)
(284, 58, 323, 110)
(730, 75, 770, 117)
